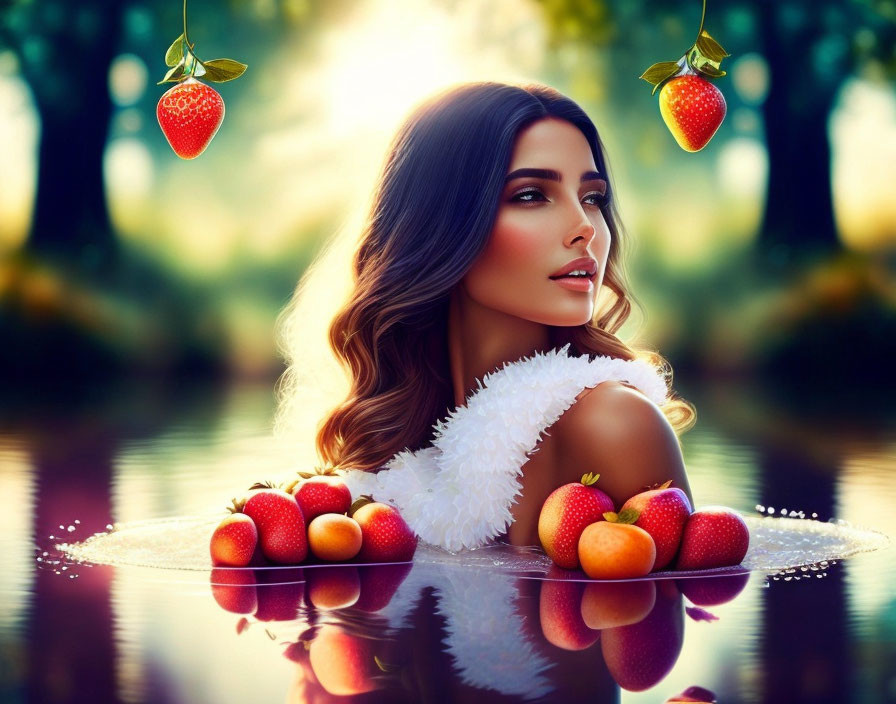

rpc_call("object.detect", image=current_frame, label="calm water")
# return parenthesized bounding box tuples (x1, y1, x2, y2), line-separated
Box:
(1, 379, 894, 704)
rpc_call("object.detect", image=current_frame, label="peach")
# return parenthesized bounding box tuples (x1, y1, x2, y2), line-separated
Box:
(309, 624, 379, 696)
(580, 580, 656, 629)
(307, 513, 362, 562)
(306, 567, 361, 610)
(578, 521, 656, 580)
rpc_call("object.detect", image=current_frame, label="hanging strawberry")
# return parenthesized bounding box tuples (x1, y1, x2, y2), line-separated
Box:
(640, 0, 730, 153)
(156, 0, 247, 159)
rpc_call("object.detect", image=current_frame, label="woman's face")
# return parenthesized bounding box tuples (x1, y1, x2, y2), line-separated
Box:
(459, 117, 612, 327)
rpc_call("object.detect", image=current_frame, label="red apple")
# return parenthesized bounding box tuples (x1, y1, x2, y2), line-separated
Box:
(620, 481, 692, 571)
(538, 472, 615, 569)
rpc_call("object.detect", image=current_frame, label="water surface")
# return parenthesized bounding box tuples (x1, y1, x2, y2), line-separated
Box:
(1, 379, 894, 703)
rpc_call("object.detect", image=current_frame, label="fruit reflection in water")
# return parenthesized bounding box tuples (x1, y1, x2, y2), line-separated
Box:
(306, 567, 361, 610)
(309, 624, 380, 696)
(539, 576, 601, 651)
(580, 580, 657, 629)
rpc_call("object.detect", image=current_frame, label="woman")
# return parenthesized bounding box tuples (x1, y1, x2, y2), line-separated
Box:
(277, 81, 695, 551)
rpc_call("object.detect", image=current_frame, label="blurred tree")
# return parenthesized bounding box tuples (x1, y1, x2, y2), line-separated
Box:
(536, 0, 896, 265)
(0, 1, 125, 271)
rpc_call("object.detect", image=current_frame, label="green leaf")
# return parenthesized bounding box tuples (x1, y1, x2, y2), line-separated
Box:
(200, 58, 248, 83)
(165, 33, 184, 67)
(639, 60, 680, 86)
(697, 30, 730, 63)
(349, 495, 374, 516)
(697, 64, 727, 78)
(616, 508, 640, 525)
(603, 511, 618, 522)
(580, 472, 601, 486)
(156, 62, 185, 85)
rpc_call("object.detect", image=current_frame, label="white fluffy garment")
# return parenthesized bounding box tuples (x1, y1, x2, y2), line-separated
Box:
(341, 344, 668, 552)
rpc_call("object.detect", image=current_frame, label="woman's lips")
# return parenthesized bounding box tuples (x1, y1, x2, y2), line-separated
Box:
(551, 275, 594, 292)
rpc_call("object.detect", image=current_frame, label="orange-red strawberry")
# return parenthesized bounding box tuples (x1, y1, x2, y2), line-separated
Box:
(537, 473, 615, 569)
(209, 512, 258, 567)
(659, 74, 727, 152)
(620, 481, 692, 571)
(157, 77, 225, 159)
(352, 502, 417, 563)
(210, 567, 258, 614)
(242, 488, 308, 564)
(293, 476, 352, 522)
(675, 507, 750, 570)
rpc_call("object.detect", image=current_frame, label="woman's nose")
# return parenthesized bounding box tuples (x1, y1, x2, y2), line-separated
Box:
(564, 210, 596, 248)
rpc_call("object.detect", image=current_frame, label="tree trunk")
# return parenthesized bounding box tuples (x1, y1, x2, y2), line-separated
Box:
(757, 0, 841, 269)
(22, 2, 124, 273)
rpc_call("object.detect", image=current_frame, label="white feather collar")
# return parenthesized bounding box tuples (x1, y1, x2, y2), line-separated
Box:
(341, 344, 668, 552)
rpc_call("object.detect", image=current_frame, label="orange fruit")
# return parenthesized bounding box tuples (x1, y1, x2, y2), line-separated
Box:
(578, 521, 656, 579)
(309, 624, 378, 695)
(307, 566, 361, 609)
(307, 513, 362, 561)
(580, 580, 656, 629)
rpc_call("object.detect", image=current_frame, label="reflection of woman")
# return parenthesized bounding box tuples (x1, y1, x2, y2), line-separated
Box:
(278, 82, 695, 549)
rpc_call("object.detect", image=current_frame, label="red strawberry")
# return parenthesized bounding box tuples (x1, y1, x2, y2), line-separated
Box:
(352, 502, 417, 563)
(659, 74, 727, 152)
(209, 512, 258, 567)
(354, 563, 413, 612)
(665, 685, 718, 703)
(254, 569, 305, 622)
(293, 476, 352, 522)
(157, 77, 225, 159)
(620, 481, 692, 571)
(675, 508, 750, 571)
(242, 488, 308, 564)
(537, 473, 615, 569)
(210, 567, 258, 614)
(676, 573, 750, 607)
(538, 573, 600, 651)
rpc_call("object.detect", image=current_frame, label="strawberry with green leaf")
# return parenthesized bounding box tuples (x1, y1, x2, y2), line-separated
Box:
(640, 0, 730, 152)
(156, 0, 247, 159)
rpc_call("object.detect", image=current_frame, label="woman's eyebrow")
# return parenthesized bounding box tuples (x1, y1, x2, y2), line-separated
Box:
(504, 168, 604, 184)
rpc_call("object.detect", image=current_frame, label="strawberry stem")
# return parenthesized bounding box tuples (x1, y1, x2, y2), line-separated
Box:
(183, 0, 192, 52)
(695, 0, 707, 46)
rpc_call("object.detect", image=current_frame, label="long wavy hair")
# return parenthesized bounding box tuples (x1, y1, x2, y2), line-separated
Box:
(277, 81, 696, 473)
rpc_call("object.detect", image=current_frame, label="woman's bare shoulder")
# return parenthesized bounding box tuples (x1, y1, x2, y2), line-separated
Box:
(554, 381, 694, 507)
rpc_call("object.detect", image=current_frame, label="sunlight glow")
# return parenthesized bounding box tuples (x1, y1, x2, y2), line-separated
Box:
(108, 53, 148, 107)
(0, 440, 34, 634)
(831, 78, 896, 250)
(244, 0, 546, 258)
(105, 138, 155, 235)
(0, 71, 38, 252)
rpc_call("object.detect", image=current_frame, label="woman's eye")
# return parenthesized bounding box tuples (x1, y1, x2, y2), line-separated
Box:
(510, 189, 547, 203)
(510, 188, 610, 207)
(583, 192, 610, 208)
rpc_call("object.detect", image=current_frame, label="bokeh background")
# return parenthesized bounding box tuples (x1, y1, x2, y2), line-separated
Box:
(1, 0, 895, 396)
(2, 2, 896, 703)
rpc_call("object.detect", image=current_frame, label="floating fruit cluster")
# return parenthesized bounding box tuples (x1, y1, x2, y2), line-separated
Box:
(209, 472, 417, 567)
(538, 475, 749, 579)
